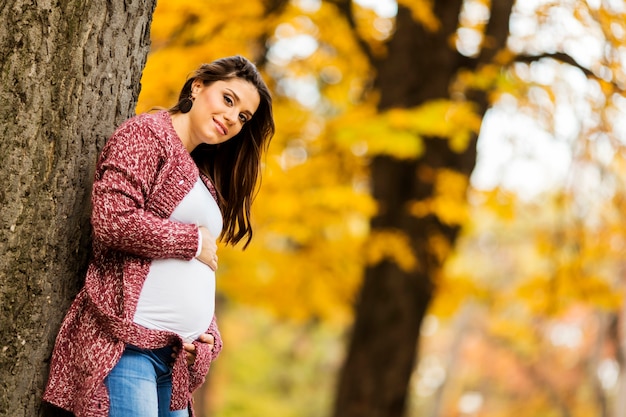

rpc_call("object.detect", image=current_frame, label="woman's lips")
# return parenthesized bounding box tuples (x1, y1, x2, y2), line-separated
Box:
(214, 119, 228, 135)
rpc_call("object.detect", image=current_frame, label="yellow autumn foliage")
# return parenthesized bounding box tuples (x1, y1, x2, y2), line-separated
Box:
(139, 0, 626, 348)
(488, 315, 542, 359)
(138, 0, 626, 332)
(364, 229, 419, 272)
(428, 272, 486, 318)
(137, 1, 626, 415)
(398, 0, 440, 32)
(408, 168, 470, 226)
(331, 99, 482, 160)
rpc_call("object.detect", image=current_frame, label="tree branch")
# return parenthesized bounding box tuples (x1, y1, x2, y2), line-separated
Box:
(477, 0, 515, 64)
(513, 52, 594, 77)
(252, 0, 290, 67)
(331, 0, 376, 65)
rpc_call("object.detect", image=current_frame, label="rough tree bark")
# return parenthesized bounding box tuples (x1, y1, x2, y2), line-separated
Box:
(0, 1, 156, 415)
(333, 1, 515, 416)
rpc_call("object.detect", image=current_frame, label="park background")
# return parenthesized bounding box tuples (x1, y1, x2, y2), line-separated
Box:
(135, 1, 626, 416)
(2, 0, 626, 417)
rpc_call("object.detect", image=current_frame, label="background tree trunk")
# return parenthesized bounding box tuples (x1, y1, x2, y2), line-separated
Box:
(333, 1, 515, 416)
(0, 1, 155, 415)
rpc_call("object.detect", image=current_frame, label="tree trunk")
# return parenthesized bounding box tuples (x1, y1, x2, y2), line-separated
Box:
(0, 1, 155, 415)
(333, 1, 515, 415)
(613, 305, 626, 417)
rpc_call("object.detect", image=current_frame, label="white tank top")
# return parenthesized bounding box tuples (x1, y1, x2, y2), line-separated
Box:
(134, 177, 222, 342)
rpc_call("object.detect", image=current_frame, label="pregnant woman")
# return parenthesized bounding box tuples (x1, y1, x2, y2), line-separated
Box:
(43, 55, 275, 417)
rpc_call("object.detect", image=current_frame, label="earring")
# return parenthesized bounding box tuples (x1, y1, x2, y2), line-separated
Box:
(179, 96, 194, 113)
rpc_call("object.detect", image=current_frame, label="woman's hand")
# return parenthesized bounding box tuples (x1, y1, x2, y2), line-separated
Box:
(172, 333, 215, 367)
(196, 226, 218, 271)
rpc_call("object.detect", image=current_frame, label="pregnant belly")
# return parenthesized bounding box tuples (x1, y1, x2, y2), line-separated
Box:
(134, 258, 216, 342)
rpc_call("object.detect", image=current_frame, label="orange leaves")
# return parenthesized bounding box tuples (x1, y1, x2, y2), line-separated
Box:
(212, 104, 375, 323)
(265, 1, 372, 110)
(333, 108, 425, 159)
(137, 0, 276, 113)
(516, 274, 621, 316)
(429, 274, 484, 318)
(398, 0, 441, 32)
(488, 315, 541, 359)
(387, 100, 483, 153)
(216, 229, 366, 324)
(135, 2, 626, 416)
(332, 99, 482, 160)
(408, 168, 470, 226)
(351, 4, 392, 57)
(150, 0, 267, 48)
(364, 229, 418, 272)
(438, 187, 624, 325)
(138, 0, 626, 334)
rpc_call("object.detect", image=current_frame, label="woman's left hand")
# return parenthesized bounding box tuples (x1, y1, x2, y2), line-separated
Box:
(173, 333, 215, 366)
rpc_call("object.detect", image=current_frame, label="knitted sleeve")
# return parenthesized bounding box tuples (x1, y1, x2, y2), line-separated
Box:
(91, 117, 199, 260)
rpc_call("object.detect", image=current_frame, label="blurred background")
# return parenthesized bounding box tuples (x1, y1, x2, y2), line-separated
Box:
(136, 1, 626, 416)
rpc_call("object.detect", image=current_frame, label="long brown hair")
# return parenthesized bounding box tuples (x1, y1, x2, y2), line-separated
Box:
(170, 56, 275, 248)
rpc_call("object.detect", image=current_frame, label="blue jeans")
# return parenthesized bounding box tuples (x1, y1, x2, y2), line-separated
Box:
(104, 345, 189, 417)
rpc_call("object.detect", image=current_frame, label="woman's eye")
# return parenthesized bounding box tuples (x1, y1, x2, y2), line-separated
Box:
(239, 114, 248, 123)
(224, 95, 233, 106)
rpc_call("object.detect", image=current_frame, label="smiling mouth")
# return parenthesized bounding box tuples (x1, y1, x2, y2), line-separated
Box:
(214, 119, 228, 135)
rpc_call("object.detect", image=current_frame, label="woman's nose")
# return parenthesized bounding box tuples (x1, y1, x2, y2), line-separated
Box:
(224, 108, 237, 124)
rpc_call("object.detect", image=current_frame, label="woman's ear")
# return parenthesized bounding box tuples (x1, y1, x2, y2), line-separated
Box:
(191, 80, 203, 96)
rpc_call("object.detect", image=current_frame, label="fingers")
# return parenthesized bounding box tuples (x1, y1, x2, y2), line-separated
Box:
(170, 335, 215, 367)
(197, 333, 215, 347)
(182, 343, 196, 367)
(204, 255, 218, 271)
(197, 227, 219, 271)
(210, 254, 218, 271)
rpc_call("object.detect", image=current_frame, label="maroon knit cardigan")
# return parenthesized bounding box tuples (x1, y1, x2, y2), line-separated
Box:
(43, 111, 223, 417)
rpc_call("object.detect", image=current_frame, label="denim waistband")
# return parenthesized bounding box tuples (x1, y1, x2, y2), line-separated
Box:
(126, 344, 176, 367)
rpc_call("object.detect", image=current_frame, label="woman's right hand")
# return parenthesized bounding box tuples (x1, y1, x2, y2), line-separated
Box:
(196, 226, 218, 271)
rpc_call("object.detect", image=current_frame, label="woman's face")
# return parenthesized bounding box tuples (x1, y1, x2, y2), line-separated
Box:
(186, 78, 260, 150)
